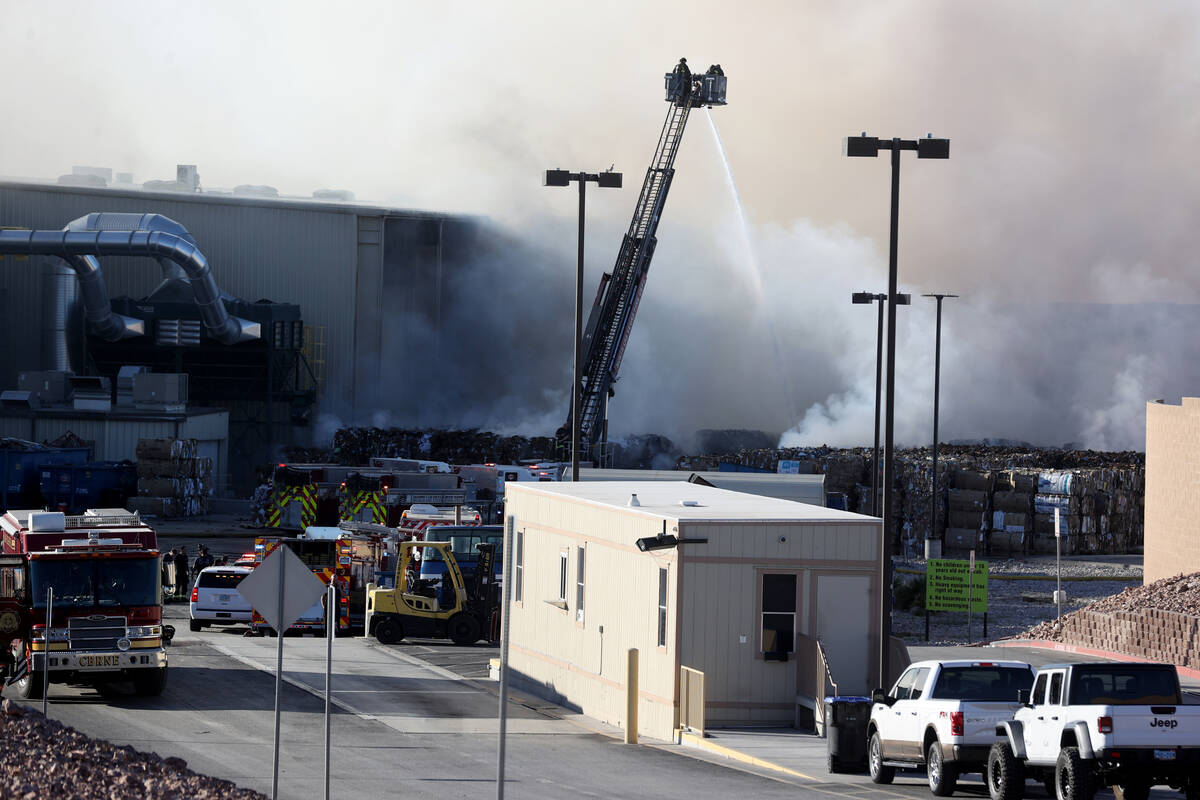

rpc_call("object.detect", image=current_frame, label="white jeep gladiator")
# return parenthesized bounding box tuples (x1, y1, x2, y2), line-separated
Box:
(868, 659, 1036, 796)
(987, 662, 1200, 800)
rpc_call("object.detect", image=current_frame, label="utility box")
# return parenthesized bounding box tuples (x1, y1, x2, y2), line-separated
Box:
(70, 376, 112, 412)
(133, 373, 188, 411)
(17, 370, 73, 406)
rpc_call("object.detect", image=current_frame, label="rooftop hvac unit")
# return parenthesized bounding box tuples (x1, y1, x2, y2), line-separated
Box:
(115, 365, 148, 407)
(17, 370, 73, 405)
(0, 391, 39, 410)
(133, 372, 187, 411)
(70, 375, 112, 412)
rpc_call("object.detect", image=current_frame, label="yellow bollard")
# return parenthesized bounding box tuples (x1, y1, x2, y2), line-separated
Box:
(625, 648, 639, 744)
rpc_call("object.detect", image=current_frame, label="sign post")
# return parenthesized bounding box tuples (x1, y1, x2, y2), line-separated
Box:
(237, 546, 327, 800)
(967, 550, 975, 643)
(1054, 508, 1064, 626)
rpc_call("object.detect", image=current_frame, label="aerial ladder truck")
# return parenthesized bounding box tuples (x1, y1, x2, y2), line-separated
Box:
(557, 59, 728, 465)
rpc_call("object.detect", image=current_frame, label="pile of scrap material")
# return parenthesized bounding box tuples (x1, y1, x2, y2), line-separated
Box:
(0, 701, 264, 799)
(1021, 572, 1200, 667)
(283, 427, 559, 466)
(127, 439, 213, 517)
(680, 444, 1144, 556)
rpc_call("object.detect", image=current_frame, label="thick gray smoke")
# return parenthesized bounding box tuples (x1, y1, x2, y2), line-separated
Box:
(6, 1, 1200, 452)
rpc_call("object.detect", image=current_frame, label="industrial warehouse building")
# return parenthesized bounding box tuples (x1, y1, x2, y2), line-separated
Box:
(503, 480, 882, 740)
(1145, 398, 1200, 582)
(0, 172, 497, 490)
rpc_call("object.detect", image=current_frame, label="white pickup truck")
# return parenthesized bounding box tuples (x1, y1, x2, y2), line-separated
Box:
(987, 662, 1200, 800)
(868, 659, 1036, 795)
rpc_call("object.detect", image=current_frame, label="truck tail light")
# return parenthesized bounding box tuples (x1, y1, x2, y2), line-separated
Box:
(191, 587, 198, 603)
(950, 711, 964, 736)
(1098, 716, 1113, 734)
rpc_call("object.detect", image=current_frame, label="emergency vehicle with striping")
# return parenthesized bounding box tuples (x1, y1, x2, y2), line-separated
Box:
(0, 508, 167, 699)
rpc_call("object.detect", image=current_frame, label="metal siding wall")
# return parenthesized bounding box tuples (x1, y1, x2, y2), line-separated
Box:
(504, 488, 680, 740)
(0, 185, 456, 419)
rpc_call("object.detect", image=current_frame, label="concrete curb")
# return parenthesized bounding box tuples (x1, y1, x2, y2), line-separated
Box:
(677, 730, 817, 781)
(992, 637, 1200, 682)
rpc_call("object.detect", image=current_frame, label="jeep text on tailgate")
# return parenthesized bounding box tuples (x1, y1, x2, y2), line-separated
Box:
(988, 662, 1200, 800)
(867, 660, 1035, 796)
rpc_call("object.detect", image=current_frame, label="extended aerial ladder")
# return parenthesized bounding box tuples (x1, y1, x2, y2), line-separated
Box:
(558, 59, 728, 463)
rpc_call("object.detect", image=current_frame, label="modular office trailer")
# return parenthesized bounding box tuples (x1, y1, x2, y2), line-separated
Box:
(503, 480, 883, 740)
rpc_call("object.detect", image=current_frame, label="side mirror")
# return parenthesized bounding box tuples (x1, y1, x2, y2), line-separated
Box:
(1017, 689, 1030, 706)
(871, 688, 891, 706)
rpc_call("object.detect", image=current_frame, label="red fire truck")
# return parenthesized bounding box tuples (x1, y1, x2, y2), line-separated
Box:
(249, 528, 387, 635)
(0, 508, 167, 699)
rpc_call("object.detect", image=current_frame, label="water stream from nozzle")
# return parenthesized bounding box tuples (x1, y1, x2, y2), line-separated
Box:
(705, 109, 798, 427)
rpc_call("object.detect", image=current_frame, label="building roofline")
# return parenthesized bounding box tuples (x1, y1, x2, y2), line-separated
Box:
(0, 177, 480, 222)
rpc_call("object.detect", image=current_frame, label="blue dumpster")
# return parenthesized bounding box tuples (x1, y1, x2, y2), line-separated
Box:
(39, 461, 137, 515)
(825, 696, 871, 774)
(0, 440, 91, 511)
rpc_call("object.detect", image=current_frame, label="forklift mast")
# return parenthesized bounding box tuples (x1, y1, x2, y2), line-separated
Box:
(561, 60, 727, 458)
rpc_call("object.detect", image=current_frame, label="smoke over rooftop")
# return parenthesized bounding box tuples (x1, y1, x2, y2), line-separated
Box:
(5, 1, 1199, 452)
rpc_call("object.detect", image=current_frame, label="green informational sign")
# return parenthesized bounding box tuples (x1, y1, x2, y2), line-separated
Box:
(926, 558, 988, 613)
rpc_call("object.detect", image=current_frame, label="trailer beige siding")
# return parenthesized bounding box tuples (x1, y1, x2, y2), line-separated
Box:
(504, 481, 883, 740)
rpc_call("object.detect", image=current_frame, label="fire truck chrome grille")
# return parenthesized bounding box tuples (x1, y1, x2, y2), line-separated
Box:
(67, 616, 127, 651)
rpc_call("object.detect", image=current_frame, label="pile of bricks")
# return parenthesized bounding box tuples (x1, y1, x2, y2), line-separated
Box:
(1023, 572, 1200, 668)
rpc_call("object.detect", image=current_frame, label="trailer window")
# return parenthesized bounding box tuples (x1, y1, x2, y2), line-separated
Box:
(657, 568, 668, 647)
(575, 546, 585, 624)
(761, 573, 796, 655)
(514, 529, 523, 603)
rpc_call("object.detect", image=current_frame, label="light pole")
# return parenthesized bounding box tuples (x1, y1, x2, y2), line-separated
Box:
(844, 132, 949, 690)
(544, 167, 623, 481)
(923, 293, 958, 549)
(852, 291, 911, 517)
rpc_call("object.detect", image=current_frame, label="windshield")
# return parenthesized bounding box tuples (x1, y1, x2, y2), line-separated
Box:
(30, 557, 159, 608)
(1069, 667, 1181, 705)
(930, 666, 1034, 701)
(424, 537, 502, 563)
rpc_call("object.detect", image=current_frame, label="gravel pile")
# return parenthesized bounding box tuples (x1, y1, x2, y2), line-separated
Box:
(0, 700, 263, 800)
(1022, 571, 1200, 642)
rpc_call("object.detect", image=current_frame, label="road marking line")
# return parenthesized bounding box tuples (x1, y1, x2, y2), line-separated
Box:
(678, 730, 817, 780)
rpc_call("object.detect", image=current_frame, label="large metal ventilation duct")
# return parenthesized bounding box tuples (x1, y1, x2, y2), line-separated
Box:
(41, 260, 85, 370)
(0, 216, 259, 344)
(65, 213, 229, 299)
(54, 252, 144, 342)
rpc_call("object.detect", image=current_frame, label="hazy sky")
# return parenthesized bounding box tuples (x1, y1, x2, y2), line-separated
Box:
(4, 1, 1199, 451)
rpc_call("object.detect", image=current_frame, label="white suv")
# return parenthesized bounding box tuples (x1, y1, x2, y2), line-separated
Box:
(189, 566, 253, 631)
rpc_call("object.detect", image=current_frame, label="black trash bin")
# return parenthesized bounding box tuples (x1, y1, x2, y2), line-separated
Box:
(825, 696, 871, 773)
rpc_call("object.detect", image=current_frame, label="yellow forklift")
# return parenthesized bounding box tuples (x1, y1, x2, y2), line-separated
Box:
(366, 540, 498, 646)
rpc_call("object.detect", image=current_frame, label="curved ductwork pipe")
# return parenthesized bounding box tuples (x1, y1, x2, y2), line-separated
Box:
(66, 212, 233, 300)
(1, 221, 260, 344)
(62, 254, 145, 341)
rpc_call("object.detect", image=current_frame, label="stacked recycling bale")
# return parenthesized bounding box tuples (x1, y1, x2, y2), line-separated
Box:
(944, 469, 992, 555)
(989, 471, 1035, 555)
(944, 468, 991, 555)
(129, 439, 212, 517)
